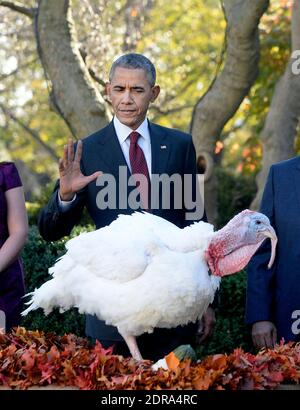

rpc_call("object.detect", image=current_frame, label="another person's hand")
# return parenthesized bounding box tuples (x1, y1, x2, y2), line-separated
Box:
(196, 306, 216, 344)
(252, 321, 277, 349)
(59, 139, 102, 201)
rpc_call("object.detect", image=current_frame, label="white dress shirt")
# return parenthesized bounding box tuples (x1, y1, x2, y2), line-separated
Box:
(113, 116, 152, 174)
(59, 116, 152, 210)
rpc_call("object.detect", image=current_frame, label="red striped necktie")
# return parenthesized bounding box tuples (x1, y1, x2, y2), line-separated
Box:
(129, 131, 150, 210)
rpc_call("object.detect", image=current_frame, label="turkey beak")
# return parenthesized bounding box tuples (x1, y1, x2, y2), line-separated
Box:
(260, 225, 277, 268)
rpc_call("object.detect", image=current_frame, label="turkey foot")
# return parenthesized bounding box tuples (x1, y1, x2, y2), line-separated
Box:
(122, 334, 143, 360)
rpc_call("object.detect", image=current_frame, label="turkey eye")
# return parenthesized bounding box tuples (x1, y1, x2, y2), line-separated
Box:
(256, 220, 261, 225)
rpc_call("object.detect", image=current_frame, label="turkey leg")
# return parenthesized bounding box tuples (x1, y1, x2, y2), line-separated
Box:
(122, 334, 143, 360)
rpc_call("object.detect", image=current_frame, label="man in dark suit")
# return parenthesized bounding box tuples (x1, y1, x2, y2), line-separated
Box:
(38, 53, 215, 360)
(246, 157, 300, 349)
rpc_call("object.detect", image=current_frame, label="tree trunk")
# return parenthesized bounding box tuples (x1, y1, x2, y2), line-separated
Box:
(36, 0, 110, 138)
(191, 0, 269, 224)
(251, 0, 300, 210)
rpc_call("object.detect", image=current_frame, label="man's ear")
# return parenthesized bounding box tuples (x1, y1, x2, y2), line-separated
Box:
(151, 85, 160, 102)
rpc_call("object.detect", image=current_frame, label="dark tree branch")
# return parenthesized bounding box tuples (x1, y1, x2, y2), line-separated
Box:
(189, 0, 269, 223)
(0, 58, 38, 81)
(122, 0, 154, 52)
(33, 0, 109, 139)
(78, 48, 106, 88)
(0, 1, 36, 18)
(156, 67, 213, 109)
(88, 67, 106, 88)
(0, 104, 59, 161)
(150, 103, 194, 116)
(87, 67, 112, 107)
(251, 0, 300, 209)
(220, 112, 251, 141)
(0, 68, 19, 81)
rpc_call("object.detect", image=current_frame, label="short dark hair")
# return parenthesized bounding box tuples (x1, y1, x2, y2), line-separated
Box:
(109, 53, 156, 87)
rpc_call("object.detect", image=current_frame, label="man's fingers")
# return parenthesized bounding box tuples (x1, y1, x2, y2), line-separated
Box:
(207, 325, 214, 338)
(74, 140, 83, 164)
(252, 334, 259, 349)
(86, 171, 102, 183)
(58, 158, 65, 172)
(252, 332, 264, 349)
(198, 334, 206, 344)
(68, 138, 74, 162)
(202, 327, 210, 340)
(197, 321, 211, 344)
(197, 308, 215, 344)
(256, 335, 266, 349)
(63, 144, 68, 165)
(253, 331, 274, 349)
(198, 328, 208, 344)
(252, 322, 277, 350)
(272, 327, 277, 347)
(264, 333, 273, 349)
(205, 319, 215, 339)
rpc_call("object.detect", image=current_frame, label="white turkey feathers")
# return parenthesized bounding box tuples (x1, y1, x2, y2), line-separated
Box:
(23, 212, 219, 337)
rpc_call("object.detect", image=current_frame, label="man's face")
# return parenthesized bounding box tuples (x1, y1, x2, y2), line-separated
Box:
(106, 67, 160, 130)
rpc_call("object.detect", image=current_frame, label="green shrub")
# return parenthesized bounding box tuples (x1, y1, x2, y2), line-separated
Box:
(26, 182, 93, 226)
(197, 271, 253, 358)
(216, 167, 256, 228)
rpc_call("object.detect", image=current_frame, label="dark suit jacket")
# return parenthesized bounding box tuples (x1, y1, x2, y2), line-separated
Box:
(246, 156, 300, 342)
(38, 120, 206, 355)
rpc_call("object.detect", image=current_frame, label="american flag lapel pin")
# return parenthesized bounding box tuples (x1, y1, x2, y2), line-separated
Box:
(160, 145, 167, 149)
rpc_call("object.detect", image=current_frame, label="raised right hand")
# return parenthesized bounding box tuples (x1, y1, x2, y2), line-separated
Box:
(252, 321, 277, 349)
(58, 139, 102, 201)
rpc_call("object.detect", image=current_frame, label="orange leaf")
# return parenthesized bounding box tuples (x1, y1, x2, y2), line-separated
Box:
(165, 352, 180, 371)
(193, 375, 212, 390)
(21, 349, 36, 371)
(211, 354, 227, 370)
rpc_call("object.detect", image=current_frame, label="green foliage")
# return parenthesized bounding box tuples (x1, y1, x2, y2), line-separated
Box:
(197, 271, 253, 358)
(249, 1, 291, 131)
(26, 182, 58, 225)
(216, 167, 257, 228)
(139, 0, 225, 131)
(221, 1, 293, 175)
(26, 182, 94, 227)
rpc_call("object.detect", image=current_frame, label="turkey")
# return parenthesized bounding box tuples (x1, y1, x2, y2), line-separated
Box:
(23, 210, 277, 360)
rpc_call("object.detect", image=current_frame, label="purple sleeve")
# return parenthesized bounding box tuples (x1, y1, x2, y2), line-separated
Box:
(2, 163, 22, 192)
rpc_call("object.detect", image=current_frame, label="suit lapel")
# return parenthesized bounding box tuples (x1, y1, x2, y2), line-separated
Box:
(97, 121, 171, 177)
(149, 121, 171, 175)
(97, 121, 130, 180)
(95, 121, 172, 213)
(149, 122, 171, 215)
(293, 161, 300, 209)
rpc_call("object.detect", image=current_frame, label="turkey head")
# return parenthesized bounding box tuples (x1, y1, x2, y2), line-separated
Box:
(205, 210, 277, 277)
